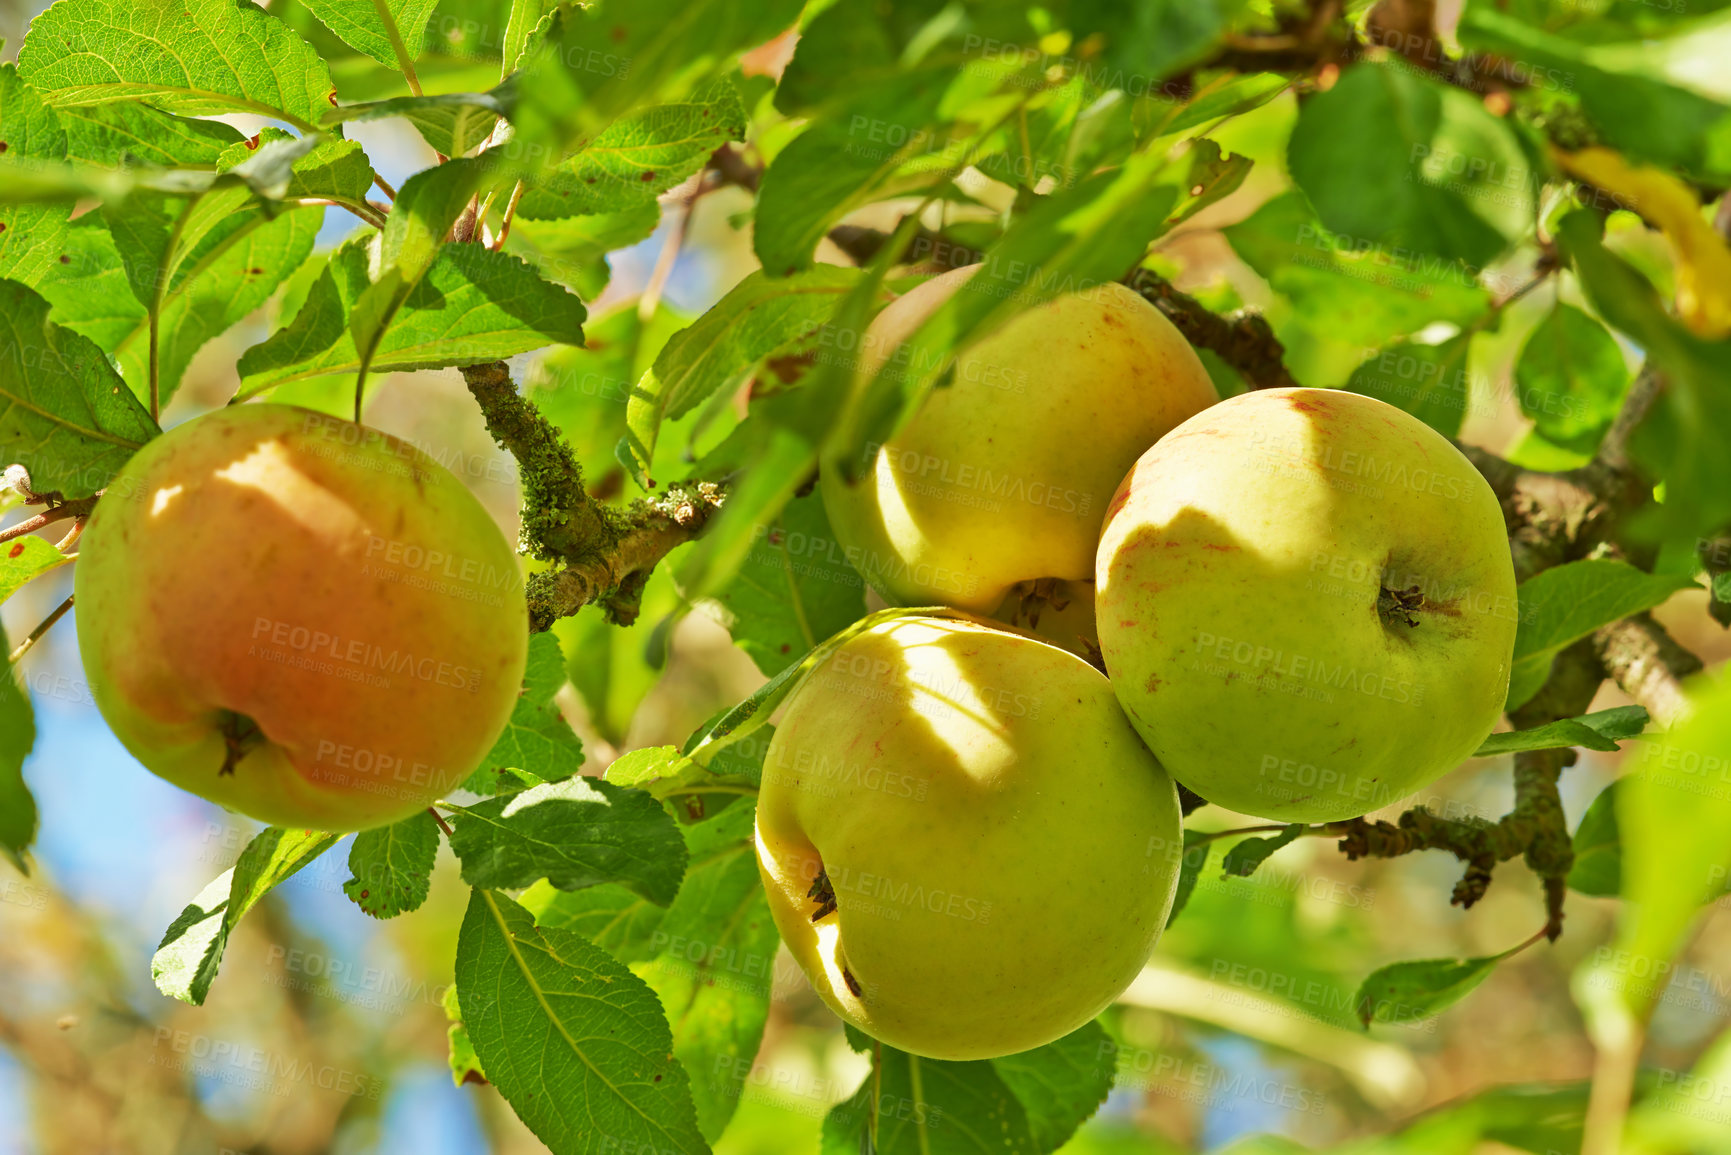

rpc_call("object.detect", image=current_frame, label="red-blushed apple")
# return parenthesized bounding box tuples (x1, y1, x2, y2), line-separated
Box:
(1096, 387, 1518, 822)
(755, 614, 1183, 1060)
(822, 263, 1218, 612)
(74, 404, 528, 831)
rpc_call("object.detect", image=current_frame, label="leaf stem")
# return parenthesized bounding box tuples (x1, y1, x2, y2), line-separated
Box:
(491, 180, 525, 251)
(292, 197, 388, 229)
(372, 0, 424, 96)
(8, 595, 74, 664)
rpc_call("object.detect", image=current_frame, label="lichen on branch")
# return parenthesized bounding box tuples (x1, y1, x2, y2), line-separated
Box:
(458, 360, 723, 632)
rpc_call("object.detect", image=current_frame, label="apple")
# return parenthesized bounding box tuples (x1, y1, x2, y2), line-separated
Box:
(74, 404, 528, 832)
(1095, 387, 1517, 823)
(755, 614, 1183, 1060)
(822, 263, 1218, 612)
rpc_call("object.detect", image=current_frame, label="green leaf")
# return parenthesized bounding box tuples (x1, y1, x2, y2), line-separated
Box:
(1354, 954, 1504, 1027)
(1289, 61, 1531, 266)
(752, 63, 1004, 276)
(343, 810, 440, 918)
(0, 621, 37, 871)
(1222, 824, 1306, 878)
(238, 237, 586, 395)
(324, 87, 506, 156)
(18, 0, 335, 132)
(1568, 782, 1621, 898)
(822, 1023, 1114, 1154)
(33, 215, 144, 351)
(115, 204, 320, 410)
(450, 777, 689, 904)
(1474, 706, 1650, 758)
(465, 631, 582, 794)
(442, 985, 486, 1086)
(454, 888, 709, 1155)
(1165, 829, 1213, 927)
(521, 879, 668, 964)
(1223, 191, 1491, 348)
(602, 743, 764, 815)
(57, 101, 243, 168)
(1506, 560, 1698, 711)
(987, 1021, 1117, 1151)
(624, 266, 864, 486)
(299, 0, 440, 72)
(528, 299, 688, 486)
(517, 83, 746, 220)
(1600, 672, 1731, 1021)
(0, 533, 71, 605)
(1164, 138, 1254, 227)
(0, 66, 71, 289)
(1513, 303, 1631, 455)
(1458, 5, 1731, 181)
(552, 553, 682, 748)
(152, 827, 340, 1005)
(511, 0, 801, 161)
(503, 0, 552, 78)
(0, 277, 158, 499)
(632, 803, 778, 1141)
(709, 492, 869, 677)
(1347, 332, 1476, 438)
(1556, 211, 1731, 545)
(512, 202, 662, 300)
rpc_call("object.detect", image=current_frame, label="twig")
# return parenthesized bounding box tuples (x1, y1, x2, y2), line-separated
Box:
(8, 595, 74, 664)
(0, 498, 96, 546)
(372, 173, 398, 200)
(640, 176, 703, 321)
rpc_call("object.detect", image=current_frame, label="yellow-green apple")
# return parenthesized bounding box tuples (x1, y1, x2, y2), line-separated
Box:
(1095, 387, 1517, 823)
(822, 263, 1217, 612)
(74, 404, 528, 831)
(755, 614, 1182, 1059)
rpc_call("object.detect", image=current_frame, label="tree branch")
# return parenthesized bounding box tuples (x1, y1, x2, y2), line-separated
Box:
(1124, 268, 1303, 392)
(1593, 613, 1702, 728)
(459, 360, 724, 632)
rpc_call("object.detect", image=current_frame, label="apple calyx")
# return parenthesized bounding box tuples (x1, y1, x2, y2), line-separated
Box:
(807, 866, 838, 922)
(216, 710, 268, 777)
(1378, 583, 1427, 629)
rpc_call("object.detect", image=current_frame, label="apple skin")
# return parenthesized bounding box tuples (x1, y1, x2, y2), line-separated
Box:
(822, 263, 1217, 612)
(755, 614, 1182, 1060)
(1095, 387, 1517, 823)
(74, 404, 528, 832)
